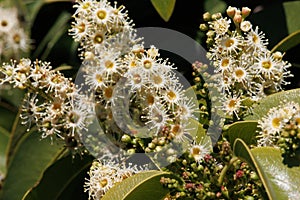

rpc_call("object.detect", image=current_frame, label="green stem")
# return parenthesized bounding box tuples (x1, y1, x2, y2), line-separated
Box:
(217, 156, 239, 186)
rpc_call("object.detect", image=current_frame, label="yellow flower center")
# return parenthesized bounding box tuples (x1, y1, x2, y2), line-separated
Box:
(143, 60, 152, 69)
(272, 117, 281, 128)
(105, 60, 114, 69)
(225, 38, 234, 48)
(262, 60, 272, 69)
(221, 58, 229, 68)
(93, 34, 103, 44)
(97, 10, 107, 20)
(1, 20, 7, 27)
(153, 75, 163, 85)
(167, 90, 176, 101)
(133, 74, 141, 84)
(96, 74, 103, 83)
(192, 147, 201, 155)
(171, 124, 181, 135)
(228, 99, 237, 108)
(104, 87, 113, 99)
(77, 23, 85, 33)
(100, 178, 108, 187)
(13, 34, 21, 44)
(252, 34, 259, 44)
(235, 69, 245, 78)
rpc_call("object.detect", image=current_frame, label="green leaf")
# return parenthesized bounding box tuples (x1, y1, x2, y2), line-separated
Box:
(150, 0, 176, 22)
(204, 0, 226, 14)
(0, 126, 10, 175)
(271, 30, 300, 53)
(32, 12, 71, 59)
(0, 87, 25, 108)
(283, 1, 300, 34)
(234, 139, 300, 200)
(224, 120, 258, 146)
(22, 154, 94, 200)
(0, 131, 65, 200)
(102, 170, 176, 200)
(245, 89, 300, 120)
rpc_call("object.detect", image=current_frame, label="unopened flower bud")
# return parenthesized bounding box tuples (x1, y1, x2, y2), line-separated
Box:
(242, 7, 251, 18)
(211, 13, 222, 20)
(226, 6, 236, 18)
(273, 51, 284, 60)
(203, 12, 211, 21)
(199, 23, 208, 31)
(233, 14, 242, 24)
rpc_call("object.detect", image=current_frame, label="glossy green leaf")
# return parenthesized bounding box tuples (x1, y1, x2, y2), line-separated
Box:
(0, 126, 9, 175)
(0, 87, 25, 108)
(251, 147, 300, 199)
(102, 170, 176, 200)
(283, 1, 300, 34)
(245, 89, 300, 120)
(150, 0, 176, 22)
(234, 139, 300, 200)
(224, 120, 258, 146)
(271, 30, 300, 53)
(23, 154, 94, 200)
(204, 0, 226, 14)
(0, 106, 17, 131)
(0, 131, 65, 200)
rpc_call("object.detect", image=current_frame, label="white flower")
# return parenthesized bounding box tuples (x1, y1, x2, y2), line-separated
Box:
(190, 139, 212, 164)
(209, 17, 231, 37)
(240, 20, 252, 32)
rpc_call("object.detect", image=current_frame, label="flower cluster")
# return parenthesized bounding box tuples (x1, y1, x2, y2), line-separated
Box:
(84, 157, 147, 200)
(257, 101, 300, 163)
(0, 6, 30, 60)
(0, 58, 93, 152)
(69, 0, 201, 198)
(200, 6, 293, 120)
(70, 0, 199, 157)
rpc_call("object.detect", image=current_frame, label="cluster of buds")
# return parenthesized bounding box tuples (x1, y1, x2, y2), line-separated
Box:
(0, 58, 93, 153)
(0, 6, 30, 60)
(161, 138, 264, 199)
(199, 7, 293, 121)
(257, 101, 300, 165)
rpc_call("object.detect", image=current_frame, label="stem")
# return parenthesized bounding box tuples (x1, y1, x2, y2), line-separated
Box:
(217, 156, 239, 186)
